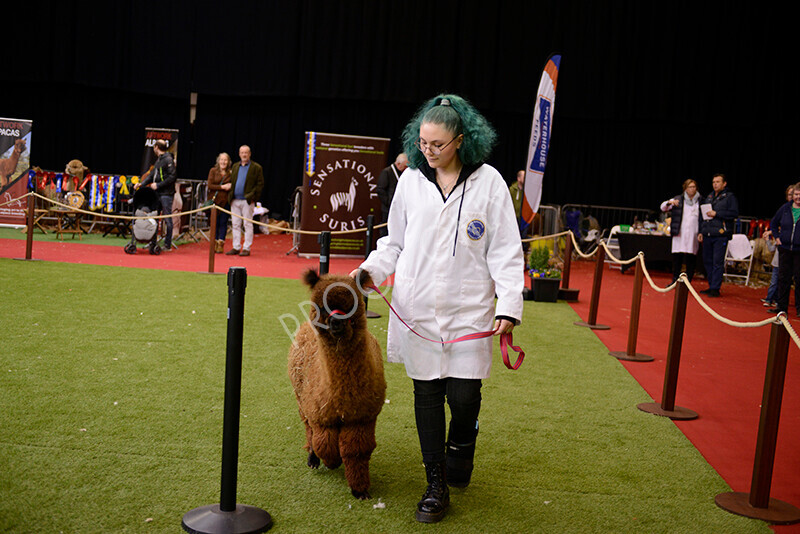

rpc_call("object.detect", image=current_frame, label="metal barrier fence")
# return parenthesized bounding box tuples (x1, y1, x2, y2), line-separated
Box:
(537, 204, 560, 236)
(561, 203, 656, 236)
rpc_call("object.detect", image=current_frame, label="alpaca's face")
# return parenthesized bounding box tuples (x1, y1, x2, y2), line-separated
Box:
(302, 269, 373, 342)
(314, 281, 359, 339)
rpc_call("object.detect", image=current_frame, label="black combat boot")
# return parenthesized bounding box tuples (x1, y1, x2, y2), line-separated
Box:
(446, 438, 476, 488)
(415, 461, 450, 523)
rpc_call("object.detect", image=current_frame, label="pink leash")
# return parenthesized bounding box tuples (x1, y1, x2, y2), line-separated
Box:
(368, 284, 525, 370)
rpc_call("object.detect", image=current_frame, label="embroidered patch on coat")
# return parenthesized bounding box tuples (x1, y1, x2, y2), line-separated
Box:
(466, 219, 486, 240)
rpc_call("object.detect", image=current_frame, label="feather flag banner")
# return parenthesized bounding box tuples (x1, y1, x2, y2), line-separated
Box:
(522, 54, 560, 224)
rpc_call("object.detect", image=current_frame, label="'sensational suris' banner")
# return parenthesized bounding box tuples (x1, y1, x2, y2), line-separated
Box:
(299, 132, 389, 257)
(141, 127, 179, 177)
(522, 54, 561, 224)
(0, 117, 33, 226)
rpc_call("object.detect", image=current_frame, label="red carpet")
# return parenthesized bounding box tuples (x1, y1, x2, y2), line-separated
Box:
(565, 260, 800, 533)
(0, 233, 364, 278)
(3, 234, 799, 530)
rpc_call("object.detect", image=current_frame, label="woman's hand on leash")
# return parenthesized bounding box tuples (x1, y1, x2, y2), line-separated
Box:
(348, 269, 359, 278)
(494, 319, 514, 335)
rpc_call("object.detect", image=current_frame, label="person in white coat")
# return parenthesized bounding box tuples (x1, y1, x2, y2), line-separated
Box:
(660, 179, 702, 283)
(352, 94, 523, 523)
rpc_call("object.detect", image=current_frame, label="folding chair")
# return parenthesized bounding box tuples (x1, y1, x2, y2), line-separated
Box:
(723, 233, 754, 286)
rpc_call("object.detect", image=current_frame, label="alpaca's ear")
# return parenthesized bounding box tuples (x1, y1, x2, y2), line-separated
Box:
(356, 269, 374, 292)
(302, 269, 320, 289)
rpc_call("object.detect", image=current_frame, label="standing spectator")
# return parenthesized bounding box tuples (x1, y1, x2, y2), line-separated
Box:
(761, 184, 795, 307)
(698, 174, 739, 297)
(352, 94, 523, 523)
(508, 169, 525, 222)
(660, 179, 701, 283)
(137, 140, 177, 252)
(207, 152, 232, 254)
(767, 182, 800, 316)
(225, 145, 264, 257)
(376, 152, 408, 237)
(172, 182, 183, 242)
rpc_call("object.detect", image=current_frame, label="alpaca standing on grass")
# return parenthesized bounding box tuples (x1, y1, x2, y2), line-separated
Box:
(288, 269, 386, 499)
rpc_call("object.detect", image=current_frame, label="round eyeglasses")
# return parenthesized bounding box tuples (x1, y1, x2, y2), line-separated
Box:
(414, 136, 458, 156)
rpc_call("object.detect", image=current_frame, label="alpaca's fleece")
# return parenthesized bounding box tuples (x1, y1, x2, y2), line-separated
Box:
(288, 269, 386, 499)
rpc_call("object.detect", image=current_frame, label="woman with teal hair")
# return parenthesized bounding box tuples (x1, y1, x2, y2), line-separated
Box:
(356, 93, 523, 522)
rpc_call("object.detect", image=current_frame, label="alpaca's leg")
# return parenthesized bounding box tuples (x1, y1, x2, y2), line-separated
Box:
(303, 420, 320, 468)
(311, 425, 342, 469)
(339, 420, 377, 499)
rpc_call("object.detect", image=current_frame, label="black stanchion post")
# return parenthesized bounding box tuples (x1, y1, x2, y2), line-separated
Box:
(364, 215, 380, 318)
(715, 320, 800, 524)
(558, 234, 580, 301)
(610, 259, 653, 361)
(637, 280, 698, 420)
(25, 190, 34, 260)
(182, 267, 272, 534)
(574, 245, 609, 330)
(318, 231, 331, 275)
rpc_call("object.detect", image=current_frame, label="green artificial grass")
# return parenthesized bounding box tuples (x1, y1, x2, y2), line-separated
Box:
(0, 258, 771, 533)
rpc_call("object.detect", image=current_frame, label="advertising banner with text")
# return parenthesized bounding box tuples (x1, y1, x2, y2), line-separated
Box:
(299, 132, 389, 257)
(141, 127, 179, 177)
(0, 117, 33, 226)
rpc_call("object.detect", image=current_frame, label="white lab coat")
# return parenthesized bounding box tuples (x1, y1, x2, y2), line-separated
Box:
(360, 164, 524, 380)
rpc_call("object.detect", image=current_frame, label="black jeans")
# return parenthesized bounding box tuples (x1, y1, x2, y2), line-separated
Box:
(671, 252, 697, 283)
(157, 194, 173, 248)
(413, 378, 482, 464)
(215, 205, 230, 241)
(775, 248, 800, 313)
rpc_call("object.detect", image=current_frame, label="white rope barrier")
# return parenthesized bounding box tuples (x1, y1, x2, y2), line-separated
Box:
(0, 191, 32, 208)
(10, 196, 799, 349)
(215, 205, 387, 235)
(12, 193, 387, 236)
(32, 192, 209, 221)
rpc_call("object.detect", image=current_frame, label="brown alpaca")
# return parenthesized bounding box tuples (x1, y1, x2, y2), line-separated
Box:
(0, 139, 26, 188)
(288, 269, 386, 499)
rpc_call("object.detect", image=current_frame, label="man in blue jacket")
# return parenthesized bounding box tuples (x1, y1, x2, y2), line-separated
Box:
(698, 174, 738, 297)
(767, 183, 800, 315)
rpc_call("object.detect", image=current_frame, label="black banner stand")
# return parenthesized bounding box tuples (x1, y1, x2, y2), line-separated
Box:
(364, 215, 380, 318)
(182, 267, 272, 534)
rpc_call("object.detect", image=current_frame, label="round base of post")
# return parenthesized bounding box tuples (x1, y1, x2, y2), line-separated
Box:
(198, 271, 226, 275)
(609, 350, 654, 362)
(573, 320, 610, 330)
(715, 492, 800, 525)
(558, 287, 580, 301)
(366, 310, 381, 319)
(182, 503, 272, 534)
(637, 402, 698, 420)
(13, 257, 42, 261)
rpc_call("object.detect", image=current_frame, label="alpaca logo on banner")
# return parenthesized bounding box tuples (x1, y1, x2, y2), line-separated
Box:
(300, 131, 389, 257)
(330, 177, 358, 212)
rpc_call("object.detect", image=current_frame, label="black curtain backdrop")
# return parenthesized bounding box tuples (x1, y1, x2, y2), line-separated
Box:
(5, 1, 798, 219)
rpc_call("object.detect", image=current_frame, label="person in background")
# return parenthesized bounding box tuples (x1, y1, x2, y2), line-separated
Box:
(660, 179, 701, 283)
(351, 94, 523, 524)
(207, 152, 232, 254)
(171, 182, 183, 243)
(767, 182, 800, 316)
(509, 169, 525, 222)
(376, 152, 408, 237)
(225, 145, 264, 257)
(761, 184, 795, 308)
(698, 173, 739, 297)
(137, 140, 177, 252)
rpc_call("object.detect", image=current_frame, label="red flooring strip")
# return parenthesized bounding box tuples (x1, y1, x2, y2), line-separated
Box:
(566, 261, 800, 533)
(2, 234, 799, 530)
